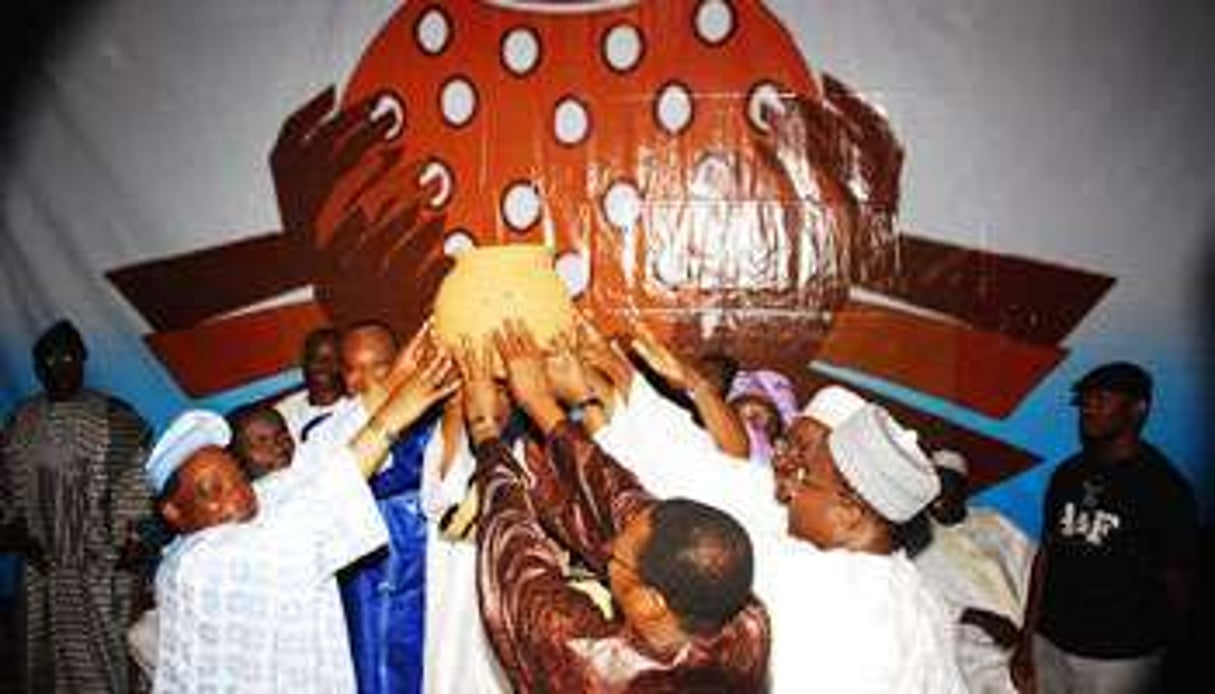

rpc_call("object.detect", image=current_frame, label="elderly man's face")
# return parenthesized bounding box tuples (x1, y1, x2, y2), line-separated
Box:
(162, 446, 258, 533)
(772, 418, 861, 547)
(772, 417, 829, 503)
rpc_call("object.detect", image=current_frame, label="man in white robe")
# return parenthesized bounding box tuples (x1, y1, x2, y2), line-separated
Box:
(914, 449, 1035, 693)
(149, 343, 456, 693)
(579, 331, 963, 692)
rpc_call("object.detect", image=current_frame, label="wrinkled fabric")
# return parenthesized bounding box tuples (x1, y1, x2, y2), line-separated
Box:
(339, 420, 435, 694)
(766, 546, 967, 694)
(475, 421, 770, 693)
(915, 511, 1034, 693)
(419, 425, 512, 694)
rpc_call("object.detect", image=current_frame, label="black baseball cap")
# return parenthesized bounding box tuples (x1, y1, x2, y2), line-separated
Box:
(1071, 361, 1152, 403)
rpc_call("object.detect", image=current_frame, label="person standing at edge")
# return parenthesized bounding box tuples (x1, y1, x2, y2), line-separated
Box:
(1, 319, 154, 693)
(1014, 362, 1199, 693)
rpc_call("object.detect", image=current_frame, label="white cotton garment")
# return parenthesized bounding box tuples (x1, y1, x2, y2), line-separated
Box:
(594, 375, 788, 541)
(274, 389, 346, 445)
(419, 428, 511, 694)
(915, 510, 1035, 693)
(766, 546, 968, 694)
(153, 443, 388, 693)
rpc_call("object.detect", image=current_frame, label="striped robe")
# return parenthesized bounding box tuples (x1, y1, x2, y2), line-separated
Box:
(1, 389, 151, 693)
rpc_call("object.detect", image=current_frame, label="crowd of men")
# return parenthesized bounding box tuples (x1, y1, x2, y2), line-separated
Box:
(0, 316, 1201, 693)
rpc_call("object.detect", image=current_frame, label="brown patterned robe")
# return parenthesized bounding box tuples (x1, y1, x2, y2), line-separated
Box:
(474, 421, 770, 694)
(1, 390, 151, 693)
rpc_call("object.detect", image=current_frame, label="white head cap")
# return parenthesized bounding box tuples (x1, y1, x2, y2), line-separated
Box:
(931, 449, 969, 477)
(827, 404, 940, 523)
(799, 385, 867, 429)
(146, 410, 231, 496)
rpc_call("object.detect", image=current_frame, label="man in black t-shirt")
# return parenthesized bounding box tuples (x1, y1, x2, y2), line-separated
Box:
(1013, 362, 1198, 693)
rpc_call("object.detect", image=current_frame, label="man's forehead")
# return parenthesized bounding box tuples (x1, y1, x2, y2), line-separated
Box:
(787, 416, 828, 441)
(342, 329, 395, 357)
(307, 336, 340, 356)
(183, 445, 238, 474)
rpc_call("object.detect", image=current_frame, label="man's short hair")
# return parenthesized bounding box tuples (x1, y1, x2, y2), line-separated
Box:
(638, 498, 754, 635)
(302, 327, 341, 361)
(226, 404, 287, 442)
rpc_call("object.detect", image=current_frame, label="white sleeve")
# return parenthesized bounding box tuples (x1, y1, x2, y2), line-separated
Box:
(302, 397, 368, 452)
(288, 443, 388, 579)
(597, 376, 785, 541)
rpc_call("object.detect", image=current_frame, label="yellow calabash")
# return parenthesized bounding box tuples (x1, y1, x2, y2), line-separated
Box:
(433, 244, 575, 353)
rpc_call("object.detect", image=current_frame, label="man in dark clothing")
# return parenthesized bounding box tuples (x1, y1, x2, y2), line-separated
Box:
(1014, 362, 1199, 693)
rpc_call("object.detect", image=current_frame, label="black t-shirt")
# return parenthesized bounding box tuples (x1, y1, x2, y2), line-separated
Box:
(1037, 443, 1198, 658)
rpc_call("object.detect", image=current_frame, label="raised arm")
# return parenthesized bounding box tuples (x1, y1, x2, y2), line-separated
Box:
(629, 326, 750, 458)
(453, 333, 610, 693)
(348, 330, 459, 479)
(493, 321, 653, 568)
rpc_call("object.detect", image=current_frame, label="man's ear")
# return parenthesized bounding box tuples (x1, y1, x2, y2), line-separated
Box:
(160, 499, 184, 531)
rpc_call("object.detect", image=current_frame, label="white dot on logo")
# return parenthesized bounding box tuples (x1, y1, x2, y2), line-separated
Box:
(444, 230, 476, 257)
(694, 0, 735, 46)
(655, 250, 686, 288)
(603, 24, 643, 73)
(440, 78, 477, 127)
(555, 252, 590, 298)
(502, 27, 541, 76)
(553, 97, 590, 146)
(370, 93, 405, 140)
(416, 8, 451, 55)
(419, 159, 453, 209)
(602, 180, 642, 230)
(747, 81, 787, 133)
(502, 182, 542, 231)
(656, 82, 693, 135)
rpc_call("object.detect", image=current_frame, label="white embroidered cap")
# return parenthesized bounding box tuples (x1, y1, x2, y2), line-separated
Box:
(827, 404, 940, 523)
(146, 410, 231, 495)
(799, 384, 866, 429)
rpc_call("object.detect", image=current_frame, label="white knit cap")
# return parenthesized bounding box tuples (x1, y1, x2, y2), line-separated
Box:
(799, 385, 867, 429)
(931, 449, 969, 477)
(146, 410, 231, 496)
(827, 404, 939, 523)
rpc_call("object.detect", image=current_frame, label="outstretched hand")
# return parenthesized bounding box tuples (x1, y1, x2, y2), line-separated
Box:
(378, 344, 460, 435)
(493, 320, 566, 434)
(573, 310, 634, 394)
(271, 85, 397, 248)
(544, 332, 596, 406)
(453, 336, 504, 445)
(629, 323, 702, 392)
